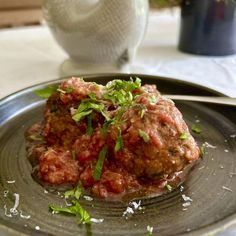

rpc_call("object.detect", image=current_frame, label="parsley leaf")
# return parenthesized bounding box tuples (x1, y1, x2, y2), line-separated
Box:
(64, 185, 82, 199)
(149, 95, 157, 104)
(86, 114, 93, 136)
(140, 108, 145, 118)
(104, 77, 141, 106)
(49, 200, 90, 224)
(179, 132, 188, 140)
(191, 125, 201, 134)
(138, 129, 150, 143)
(65, 86, 74, 93)
(115, 129, 123, 152)
(166, 184, 173, 192)
(200, 145, 205, 156)
(73, 110, 93, 122)
(35, 85, 58, 98)
(49, 185, 90, 225)
(88, 93, 97, 100)
(93, 145, 108, 180)
(72, 101, 110, 122)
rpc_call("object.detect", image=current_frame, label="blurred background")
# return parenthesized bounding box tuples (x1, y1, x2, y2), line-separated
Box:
(0, 0, 179, 28)
(0, 0, 236, 99)
(0, 0, 43, 28)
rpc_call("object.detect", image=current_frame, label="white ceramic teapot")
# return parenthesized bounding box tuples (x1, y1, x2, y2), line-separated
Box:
(43, 0, 149, 71)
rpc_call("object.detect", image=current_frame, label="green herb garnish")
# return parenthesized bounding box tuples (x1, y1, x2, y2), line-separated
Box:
(103, 77, 141, 106)
(72, 101, 110, 122)
(35, 85, 58, 98)
(49, 185, 90, 225)
(86, 114, 93, 136)
(149, 95, 157, 104)
(179, 132, 188, 140)
(140, 108, 145, 118)
(28, 134, 43, 141)
(166, 184, 173, 192)
(138, 129, 150, 143)
(200, 145, 205, 156)
(57, 86, 74, 94)
(115, 129, 123, 152)
(88, 93, 97, 100)
(73, 110, 93, 122)
(93, 144, 108, 180)
(191, 125, 201, 134)
(64, 185, 82, 200)
(49, 200, 90, 224)
(65, 86, 74, 93)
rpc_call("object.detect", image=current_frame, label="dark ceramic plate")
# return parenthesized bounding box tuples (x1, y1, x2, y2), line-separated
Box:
(0, 74, 236, 236)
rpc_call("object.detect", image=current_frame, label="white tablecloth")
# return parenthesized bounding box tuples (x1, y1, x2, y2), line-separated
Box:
(0, 9, 236, 99)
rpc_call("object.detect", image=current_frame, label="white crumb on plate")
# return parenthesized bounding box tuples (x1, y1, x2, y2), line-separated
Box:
(182, 194, 193, 202)
(83, 195, 93, 201)
(123, 206, 134, 216)
(130, 200, 141, 210)
(204, 142, 217, 149)
(3, 190, 9, 197)
(198, 166, 205, 170)
(10, 193, 20, 215)
(222, 186, 233, 192)
(90, 218, 104, 223)
(182, 202, 191, 207)
(147, 225, 153, 234)
(20, 211, 31, 219)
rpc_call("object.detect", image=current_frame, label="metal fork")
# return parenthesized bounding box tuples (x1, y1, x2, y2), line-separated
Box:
(164, 95, 236, 106)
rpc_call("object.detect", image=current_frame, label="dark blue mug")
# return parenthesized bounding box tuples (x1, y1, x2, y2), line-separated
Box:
(178, 0, 236, 56)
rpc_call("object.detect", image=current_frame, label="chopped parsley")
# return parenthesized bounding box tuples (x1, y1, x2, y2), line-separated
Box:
(103, 77, 141, 106)
(93, 145, 108, 181)
(140, 108, 145, 118)
(88, 92, 97, 100)
(86, 114, 93, 136)
(149, 95, 157, 104)
(138, 129, 150, 143)
(49, 185, 90, 225)
(179, 132, 188, 140)
(72, 101, 110, 122)
(65, 185, 82, 199)
(35, 85, 58, 98)
(115, 129, 123, 152)
(191, 125, 201, 134)
(200, 145, 205, 156)
(28, 134, 43, 141)
(65, 86, 74, 93)
(49, 200, 90, 224)
(166, 184, 173, 192)
(57, 86, 74, 94)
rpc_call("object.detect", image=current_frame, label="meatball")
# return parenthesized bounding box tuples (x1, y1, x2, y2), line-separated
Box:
(110, 90, 199, 179)
(26, 77, 200, 199)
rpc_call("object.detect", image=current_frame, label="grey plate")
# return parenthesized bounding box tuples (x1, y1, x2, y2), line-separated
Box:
(0, 74, 236, 236)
